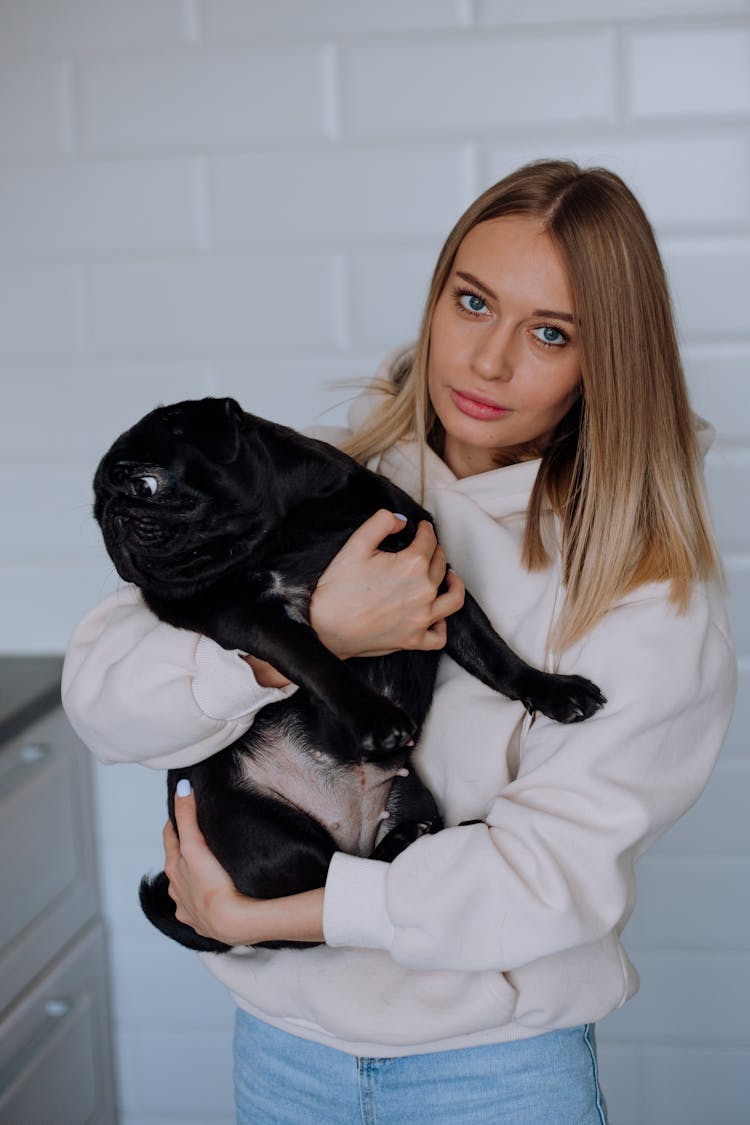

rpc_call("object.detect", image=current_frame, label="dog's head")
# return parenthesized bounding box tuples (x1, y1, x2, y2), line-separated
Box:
(94, 397, 269, 596)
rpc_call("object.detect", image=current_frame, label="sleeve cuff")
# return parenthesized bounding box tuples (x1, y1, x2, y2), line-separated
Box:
(323, 852, 396, 951)
(192, 635, 297, 721)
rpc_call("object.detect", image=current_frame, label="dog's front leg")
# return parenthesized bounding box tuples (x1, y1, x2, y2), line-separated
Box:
(446, 590, 606, 723)
(191, 599, 417, 760)
(251, 613, 418, 759)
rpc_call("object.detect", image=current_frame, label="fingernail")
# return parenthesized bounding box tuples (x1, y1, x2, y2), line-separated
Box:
(393, 512, 408, 522)
(176, 778, 191, 798)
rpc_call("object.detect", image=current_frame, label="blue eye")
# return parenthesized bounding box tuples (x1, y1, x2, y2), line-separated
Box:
(534, 325, 567, 346)
(459, 292, 488, 315)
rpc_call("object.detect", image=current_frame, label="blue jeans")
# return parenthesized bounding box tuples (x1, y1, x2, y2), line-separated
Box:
(233, 1009, 608, 1124)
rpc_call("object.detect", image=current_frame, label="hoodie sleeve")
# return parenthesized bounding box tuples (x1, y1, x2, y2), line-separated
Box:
(62, 586, 297, 770)
(323, 584, 737, 970)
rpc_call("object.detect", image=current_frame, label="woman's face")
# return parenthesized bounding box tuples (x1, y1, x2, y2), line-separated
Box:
(428, 215, 582, 479)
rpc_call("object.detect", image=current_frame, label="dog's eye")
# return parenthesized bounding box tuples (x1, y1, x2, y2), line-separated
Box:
(133, 475, 159, 498)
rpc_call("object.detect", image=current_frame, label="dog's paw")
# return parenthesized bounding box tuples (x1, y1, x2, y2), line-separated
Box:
(519, 671, 606, 724)
(353, 698, 417, 759)
(371, 818, 437, 861)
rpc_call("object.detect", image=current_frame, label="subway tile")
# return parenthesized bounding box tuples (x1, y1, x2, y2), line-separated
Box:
(624, 857, 750, 951)
(640, 1046, 750, 1125)
(0, 61, 68, 159)
(663, 237, 750, 341)
(116, 1027, 235, 1117)
(0, 265, 82, 356)
(78, 48, 328, 153)
(684, 345, 750, 444)
(478, 0, 749, 22)
(208, 145, 471, 244)
(603, 952, 750, 1044)
(0, 159, 197, 261)
(0, 462, 102, 560)
(0, 0, 187, 54)
(92, 759, 170, 847)
(722, 664, 749, 758)
(655, 760, 749, 855)
(628, 26, 750, 118)
(340, 30, 617, 138)
(0, 361, 214, 462)
(84, 254, 339, 356)
(212, 350, 388, 433)
(199, 0, 465, 39)
(0, 560, 120, 654)
(483, 133, 750, 230)
(108, 934, 236, 1030)
(348, 245, 437, 348)
(726, 564, 750, 655)
(705, 451, 750, 554)
(592, 1042, 643, 1125)
(96, 842, 169, 940)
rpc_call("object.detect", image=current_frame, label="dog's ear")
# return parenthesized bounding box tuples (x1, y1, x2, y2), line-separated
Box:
(200, 397, 244, 464)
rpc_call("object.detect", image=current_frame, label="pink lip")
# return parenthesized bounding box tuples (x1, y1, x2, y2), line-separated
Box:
(449, 388, 510, 420)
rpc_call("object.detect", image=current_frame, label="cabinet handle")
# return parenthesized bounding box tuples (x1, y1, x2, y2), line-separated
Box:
(19, 743, 49, 765)
(0, 995, 78, 1098)
(43, 999, 71, 1019)
(0, 743, 53, 802)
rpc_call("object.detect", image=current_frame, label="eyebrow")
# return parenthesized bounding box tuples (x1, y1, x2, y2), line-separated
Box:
(454, 270, 575, 324)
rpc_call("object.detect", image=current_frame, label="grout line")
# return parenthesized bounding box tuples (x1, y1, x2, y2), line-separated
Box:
(322, 42, 341, 142)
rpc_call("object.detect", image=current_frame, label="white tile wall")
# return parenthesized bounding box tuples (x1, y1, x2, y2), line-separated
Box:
(77, 48, 330, 153)
(340, 31, 618, 137)
(0, 61, 70, 158)
(627, 26, 750, 118)
(0, 159, 198, 261)
(1, 2, 747, 1122)
(207, 145, 473, 244)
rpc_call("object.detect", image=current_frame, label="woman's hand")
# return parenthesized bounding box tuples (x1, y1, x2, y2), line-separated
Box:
(310, 509, 465, 659)
(240, 652, 293, 689)
(164, 781, 324, 947)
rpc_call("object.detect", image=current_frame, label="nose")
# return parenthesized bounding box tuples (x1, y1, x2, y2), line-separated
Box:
(470, 324, 515, 383)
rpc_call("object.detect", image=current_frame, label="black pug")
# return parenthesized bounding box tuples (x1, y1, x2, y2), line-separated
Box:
(94, 397, 605, 952)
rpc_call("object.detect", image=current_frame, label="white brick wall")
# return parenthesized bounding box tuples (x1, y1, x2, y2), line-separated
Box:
(1, 2, 747, 1122)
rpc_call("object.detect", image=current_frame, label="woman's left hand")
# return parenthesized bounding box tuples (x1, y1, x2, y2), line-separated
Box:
(164, 782, 325, 947)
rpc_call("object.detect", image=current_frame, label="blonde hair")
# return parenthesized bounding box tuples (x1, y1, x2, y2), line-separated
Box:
(342, 160, 722, 651)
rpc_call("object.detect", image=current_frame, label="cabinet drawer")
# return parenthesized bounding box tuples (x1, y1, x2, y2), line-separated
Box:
(0, 709, 99, 1015)
(0, 923, 116, 1125)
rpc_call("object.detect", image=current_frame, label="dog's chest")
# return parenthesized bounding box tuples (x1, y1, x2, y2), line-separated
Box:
(232, 724, 398, 857)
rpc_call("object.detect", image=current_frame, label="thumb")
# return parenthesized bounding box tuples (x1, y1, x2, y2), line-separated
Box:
(342, 509, 409, 559)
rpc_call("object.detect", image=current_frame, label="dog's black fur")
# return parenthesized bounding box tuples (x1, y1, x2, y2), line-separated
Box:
(94, 397, 605, 952)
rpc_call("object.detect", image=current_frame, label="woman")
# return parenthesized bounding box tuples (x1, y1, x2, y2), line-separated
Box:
(63, 161, 736, 1123)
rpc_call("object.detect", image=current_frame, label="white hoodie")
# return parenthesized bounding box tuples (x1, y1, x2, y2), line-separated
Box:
(62, 394, 736, 1057)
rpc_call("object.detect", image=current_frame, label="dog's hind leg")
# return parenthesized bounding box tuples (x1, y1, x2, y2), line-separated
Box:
(139, 871, 232, 953)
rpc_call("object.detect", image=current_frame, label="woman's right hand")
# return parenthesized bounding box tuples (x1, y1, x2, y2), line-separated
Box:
(309, 509, 465, 660)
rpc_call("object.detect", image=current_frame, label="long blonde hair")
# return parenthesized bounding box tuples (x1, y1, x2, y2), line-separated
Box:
(342, 160, 722, 650)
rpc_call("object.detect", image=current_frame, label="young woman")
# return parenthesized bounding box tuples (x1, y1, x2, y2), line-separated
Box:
(63, 161, 736, 1123)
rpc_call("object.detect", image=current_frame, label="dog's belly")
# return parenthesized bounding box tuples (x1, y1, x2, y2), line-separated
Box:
(233, 727, 401, 857)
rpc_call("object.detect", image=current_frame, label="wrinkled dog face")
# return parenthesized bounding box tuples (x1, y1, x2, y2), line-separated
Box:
(94, 397, 262, 596)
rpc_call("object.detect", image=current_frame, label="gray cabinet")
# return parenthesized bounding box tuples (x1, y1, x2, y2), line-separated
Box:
(0, 658, 117, 1125)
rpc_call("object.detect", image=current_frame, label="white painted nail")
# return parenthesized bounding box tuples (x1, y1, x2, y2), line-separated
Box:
(393, 512, 408, 522)
(397, 768, 410, 777)
(176, 778, 191, 798)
